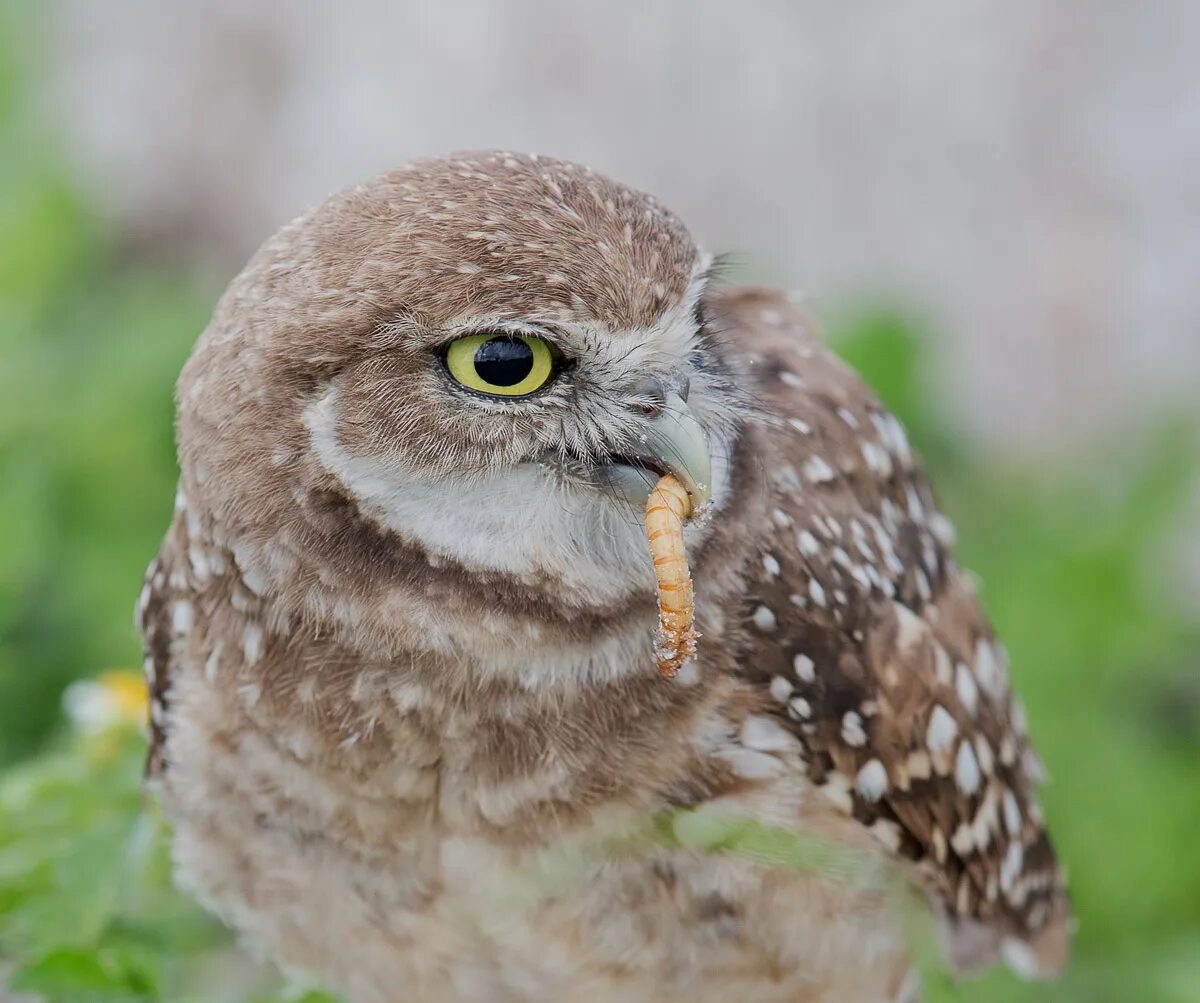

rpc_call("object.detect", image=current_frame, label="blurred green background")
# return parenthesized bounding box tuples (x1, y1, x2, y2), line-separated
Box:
(2, 4, 1198, 1002)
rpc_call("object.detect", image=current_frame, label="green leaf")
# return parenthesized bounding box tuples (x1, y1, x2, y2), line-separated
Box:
(9, 945, 150, 1001)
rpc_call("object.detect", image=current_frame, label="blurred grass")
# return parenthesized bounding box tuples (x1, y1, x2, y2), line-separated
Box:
(2, 6, 1199, 1001)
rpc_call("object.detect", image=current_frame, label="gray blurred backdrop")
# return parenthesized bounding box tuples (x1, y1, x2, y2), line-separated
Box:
(42, 0, 1199, 454)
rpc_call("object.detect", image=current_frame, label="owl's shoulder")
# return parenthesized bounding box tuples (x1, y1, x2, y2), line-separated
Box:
(707, 284, 1071, 978)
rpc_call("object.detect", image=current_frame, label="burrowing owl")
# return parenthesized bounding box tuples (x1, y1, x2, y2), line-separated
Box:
(138, 151, 1070, 1003)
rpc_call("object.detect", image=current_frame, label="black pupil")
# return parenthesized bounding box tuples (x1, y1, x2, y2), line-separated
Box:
(474, 337, 534, 387)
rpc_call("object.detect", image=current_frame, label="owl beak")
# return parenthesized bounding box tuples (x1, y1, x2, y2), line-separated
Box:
(594, 392, 713, 513)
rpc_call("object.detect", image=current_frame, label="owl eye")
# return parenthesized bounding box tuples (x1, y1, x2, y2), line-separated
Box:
(443, 333, 556, 398)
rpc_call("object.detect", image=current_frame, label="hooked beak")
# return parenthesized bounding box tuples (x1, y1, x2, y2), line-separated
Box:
(594, 391, 713, 513)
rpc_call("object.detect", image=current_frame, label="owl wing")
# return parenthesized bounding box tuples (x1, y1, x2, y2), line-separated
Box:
(136, 519, 187, 779)
(710, 286, 1071, 978)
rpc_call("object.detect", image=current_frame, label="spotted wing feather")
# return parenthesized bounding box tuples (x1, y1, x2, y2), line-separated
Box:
(136, 525, 186, 778)
(712, 286, 1071, 977)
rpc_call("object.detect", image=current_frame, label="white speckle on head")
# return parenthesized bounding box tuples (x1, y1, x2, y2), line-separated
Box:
(1003, 789, 1023, 837)
(792, 653, 816, 682)
(797, 530, 821, 556)
(837, 407, 859, 429)
(956, 662, 980, 716)
(752, 605, 777, 632)
(850, 565, 873, 591)
(841, 711, 867, 747)
(771, 507, 791, 528)
(769, 675, 794, 702)
(855, 759, 889, 801)
(872, 413, 913, 466)
(926, 705, 958, 752)
(740, 715, 796, 753)
(242, 623, 263, 665)
(861, 440, 894, 477)
(955, 740, 982, 796)
(171, 600, 193, 634)
(779, 371, 805, 388)
(809, 579, 828, 607)
(787, 417, 812, 435)
(762, 553, 781, 577)
(772, 464, 803, 491)
(803, 456, 836, 484)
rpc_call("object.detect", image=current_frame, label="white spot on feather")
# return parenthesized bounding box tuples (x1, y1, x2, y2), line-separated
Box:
(720, 748, 786, 780)
(926, 705, 958, 752)
(855, 759, 888, 801)
(752, 605, 777, 631)
(841, 711, 867, 746)
(955, 740, 982, 796)
(803, 456, 836, 484)
(740, 715, 795, 753)
(797, 530, 821, 556)
(1001, 937, 1041, 980)
(956, 662, 980, 716)
(893, 602, 926, 651)
(788, 696, 812, 720)
(1003, 789, 1022, 837)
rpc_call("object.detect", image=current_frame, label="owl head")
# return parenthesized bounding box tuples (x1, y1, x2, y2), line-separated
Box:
(176, 152, 750, 675)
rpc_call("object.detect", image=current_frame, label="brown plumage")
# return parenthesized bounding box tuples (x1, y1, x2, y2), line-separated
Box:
(139, 151, 1070, 1003)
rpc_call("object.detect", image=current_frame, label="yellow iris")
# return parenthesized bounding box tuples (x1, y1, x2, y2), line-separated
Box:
(444, 333, 555, 397)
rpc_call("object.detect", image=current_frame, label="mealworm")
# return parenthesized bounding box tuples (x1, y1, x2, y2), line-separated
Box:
(645, 473, 698, 678)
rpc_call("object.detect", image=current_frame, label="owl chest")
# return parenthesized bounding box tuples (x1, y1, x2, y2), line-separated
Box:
(164, 666, 908, 1003)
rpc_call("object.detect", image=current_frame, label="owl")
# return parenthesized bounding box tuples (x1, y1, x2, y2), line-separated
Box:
(138, 152, 1070, 1003)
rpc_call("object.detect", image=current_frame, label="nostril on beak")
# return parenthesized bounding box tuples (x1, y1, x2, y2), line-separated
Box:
(631, 378, 669, 417)
(630, 372, 690, 416)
